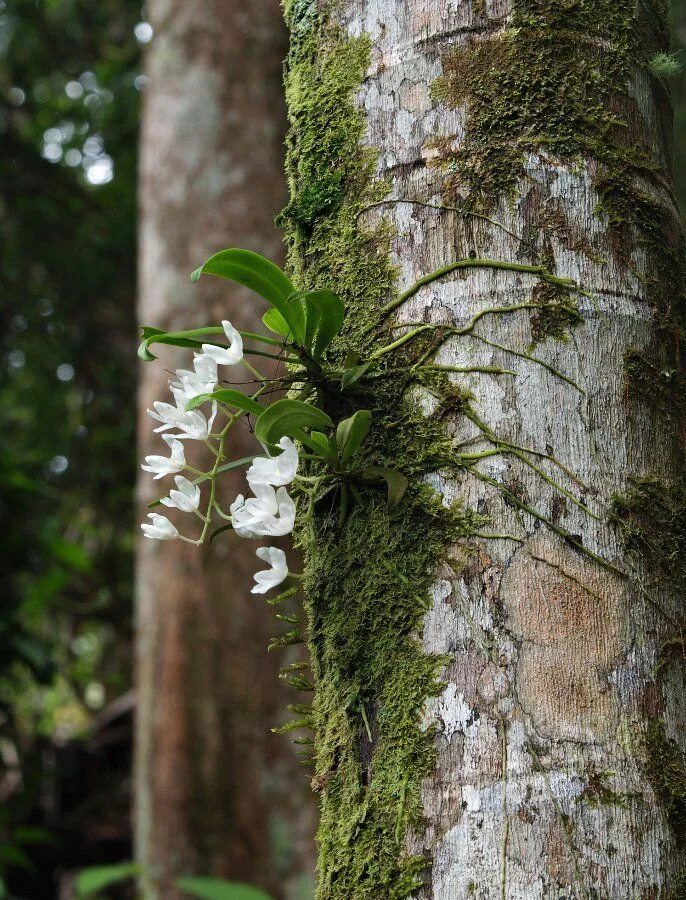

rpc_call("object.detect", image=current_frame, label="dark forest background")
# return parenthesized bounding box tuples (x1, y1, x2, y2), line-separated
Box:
(1, 1, 685, 897)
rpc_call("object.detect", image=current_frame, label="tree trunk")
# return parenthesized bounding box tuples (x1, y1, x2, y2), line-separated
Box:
(135, 3, 316, 897)
(282, 1, 686, 896)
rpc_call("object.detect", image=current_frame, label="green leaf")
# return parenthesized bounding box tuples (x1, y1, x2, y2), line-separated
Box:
(0, 843, 33, 871)
(301, 289, 345, 359)
(306, 430, 336, 459)
(185, 390, 264, 416)
(254, 399, 333, 448)
(75, 862, 141, 897)
(336, 410, 371, 463)
(138, 325, 225, 361)
(341, 361, 373, 389)
(11, 826, 55, 845)
(191, 249, 304, 342)
(175, 876, 273, 900)
(362, 466, 408, 509)
(262, 307, 292, 338)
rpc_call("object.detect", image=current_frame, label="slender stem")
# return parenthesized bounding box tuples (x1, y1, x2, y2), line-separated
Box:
(196, 386, 267, 544)
(364, 259, 578, 334)
(239, 330, 284, 347)
(420, 363, 517, 376)
(470, 333, 584, 393)
(369, 325, 435, 360)
(242, 358, 266, 382)
(464, 465, 624, 577)
(356, 197, 530, 250)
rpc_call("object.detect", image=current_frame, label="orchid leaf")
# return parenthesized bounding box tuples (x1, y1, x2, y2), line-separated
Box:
(191, 249, 305, 342)
(362, 466, 408, 508)
(255, 399, 333, 448)
(336, 410, 371, 463)
(185, 390, 263, 416)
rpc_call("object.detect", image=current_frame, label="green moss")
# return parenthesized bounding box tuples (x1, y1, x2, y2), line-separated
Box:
(303, 491, 483, 897)
(611, 476, 686, 594)
(649, 51, 683, 78)
(643, 720, 686, 836)
(666, 872, 686, 899)
(279, 0, 395, 344)
(581, 770, 632, 808)
(431, 0, 685, 370)
(623, 350, 686, 418)
(528, 281, 582, 347)
(430, 1, 644, 210)
(279, 4, 485, 895)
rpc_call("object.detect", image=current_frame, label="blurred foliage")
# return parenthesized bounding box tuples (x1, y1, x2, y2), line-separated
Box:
(1, 0, 141, 892)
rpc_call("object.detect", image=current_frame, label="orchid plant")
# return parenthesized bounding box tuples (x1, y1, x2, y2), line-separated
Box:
(138, 249, 406, 596)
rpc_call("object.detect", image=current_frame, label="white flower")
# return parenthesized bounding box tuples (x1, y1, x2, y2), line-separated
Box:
(141, 439, 186, 479)
(160, 475, 201, 513)
(251, 547, 288, 594)
(201, 321, 243, 366)
(230, 484, 296, 538)
(172, 353, 218, 402)
(141, 513, 179, 541)
(247, 436, 299, 489)
(147, 395, 216, 440)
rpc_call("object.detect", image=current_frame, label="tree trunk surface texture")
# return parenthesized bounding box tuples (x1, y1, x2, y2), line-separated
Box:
(292, 0, 686, 896)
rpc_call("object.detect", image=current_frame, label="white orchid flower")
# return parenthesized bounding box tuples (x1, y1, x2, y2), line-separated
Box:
(247, 436, 299, 489)
(230, 484, 296, 538)
(141, 513, 179, 541)
(160, 475, 201, 513)
(172, 353, 218, 402)
(141, 438, 186, 479)
(147, 395, 216, 441)
(251, 547, 288, 594)
(201, 321, 243, 366)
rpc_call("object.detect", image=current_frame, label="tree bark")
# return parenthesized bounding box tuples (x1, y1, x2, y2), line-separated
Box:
(135, 3, 316, 897)
(283, 0, 685, 896)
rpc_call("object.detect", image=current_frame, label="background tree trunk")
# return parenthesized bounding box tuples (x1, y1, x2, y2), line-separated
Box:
(283, 1, 685, 896)
(135, 2, 316, 897)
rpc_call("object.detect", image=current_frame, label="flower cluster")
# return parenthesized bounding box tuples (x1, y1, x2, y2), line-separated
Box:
(140, 320, 297, 595)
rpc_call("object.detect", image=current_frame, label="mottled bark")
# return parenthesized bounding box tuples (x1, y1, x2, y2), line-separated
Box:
(135, 2, 316, 898)
(290, 0, 685, 896)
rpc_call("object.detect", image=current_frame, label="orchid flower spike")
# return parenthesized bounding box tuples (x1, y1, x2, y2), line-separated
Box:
(201, 321, 243, 366)
(251, 547, 288, 594)
(161, 475, 201, 513)
(141, 513, 179, 541)
(247, 437, 299, 489)
(141, 438, 186, 479)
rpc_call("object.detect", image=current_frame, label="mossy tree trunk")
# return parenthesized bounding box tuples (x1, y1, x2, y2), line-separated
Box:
(135, 2, 316, 897)
(282, 0, 686, 896)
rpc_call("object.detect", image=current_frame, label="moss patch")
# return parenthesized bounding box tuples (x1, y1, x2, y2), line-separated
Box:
(431, 0, 685, 371)
(643, 719, 686, 837)
(304, 491, 483, 897)
(611, 475, 686, 595)
(430, 0, 665, 211)
(279, 0, 395, 344)
(279, 2, 485, 895)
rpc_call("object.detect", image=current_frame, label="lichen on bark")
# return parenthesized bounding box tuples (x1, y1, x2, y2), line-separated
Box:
(431, 0, 685, 358)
